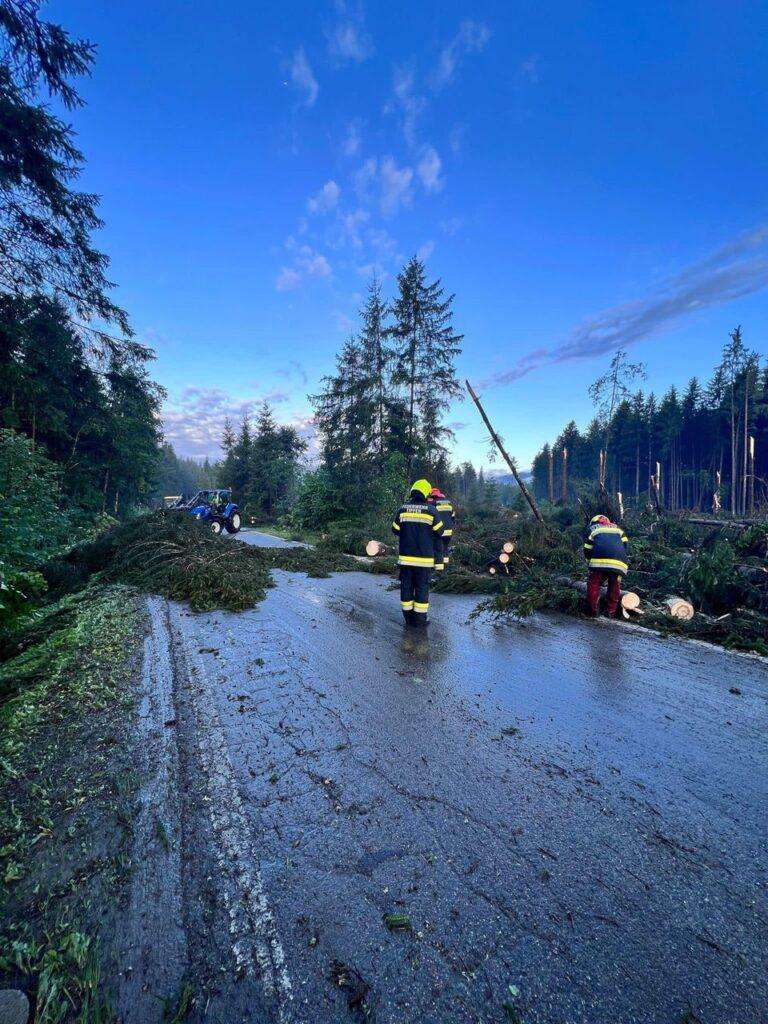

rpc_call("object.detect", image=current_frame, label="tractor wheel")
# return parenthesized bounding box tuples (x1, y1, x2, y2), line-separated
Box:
(210, 520, 223, 536)
(225, 512, 241, 534)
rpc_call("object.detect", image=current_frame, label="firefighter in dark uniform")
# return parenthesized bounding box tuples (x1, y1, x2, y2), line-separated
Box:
(583, 514, 629, 616)
(429, 488, 454, 572)
(392, 479, 445, 626)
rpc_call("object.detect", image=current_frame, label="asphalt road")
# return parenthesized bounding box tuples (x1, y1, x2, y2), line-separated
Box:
(124, 530, 768, 1024)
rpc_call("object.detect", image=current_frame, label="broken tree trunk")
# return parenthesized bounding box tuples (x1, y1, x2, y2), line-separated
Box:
(465, 379, 543, 522)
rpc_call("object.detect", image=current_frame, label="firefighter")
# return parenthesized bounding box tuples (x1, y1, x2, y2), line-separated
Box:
(583, 514, 629, 617)
(429, 488, 454, 572)
(392, 479, 445, 626)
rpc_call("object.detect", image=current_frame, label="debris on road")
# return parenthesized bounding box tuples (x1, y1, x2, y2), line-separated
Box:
(382, 912, 413, 932)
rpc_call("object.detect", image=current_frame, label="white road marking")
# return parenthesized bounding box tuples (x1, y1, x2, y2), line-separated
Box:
(164, 602, 297, 1023)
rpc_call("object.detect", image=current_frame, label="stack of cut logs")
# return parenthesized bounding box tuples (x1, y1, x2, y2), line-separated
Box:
(487, 540, 515, 576)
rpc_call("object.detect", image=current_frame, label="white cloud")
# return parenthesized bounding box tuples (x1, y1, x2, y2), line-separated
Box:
(389, 62, 425, 148)
(276, 266, 302, 291)
(163, 388, 314, 459)
(276, 244, 332, 292)
(417, 146, 443, 192)
(354, 156, 413, 215)
(417, 240, 435, 261)
(327, 23, 372, 63)
(353, 157, 378, 200)
(432, 20, 491, 91)
(326, 0, 372, 63)
(338, 207, 370, 248)
(289, 47, 319, 107)
(296, 245, 331, 278)
(440, 216, 463, 236)
(307, 179, 341, 215)
(342, 119, 362, 158)
(379, 156, 414, 215)
(449, 123, 466, 154)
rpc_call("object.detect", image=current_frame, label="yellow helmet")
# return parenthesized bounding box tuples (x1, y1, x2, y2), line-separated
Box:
(410, 479, 432, 498)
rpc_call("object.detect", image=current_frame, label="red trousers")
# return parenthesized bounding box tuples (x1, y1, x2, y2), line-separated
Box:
(587, 569, 621, 616)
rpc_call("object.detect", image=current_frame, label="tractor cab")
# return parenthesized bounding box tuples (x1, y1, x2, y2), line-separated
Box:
(185, 489, 241, 535)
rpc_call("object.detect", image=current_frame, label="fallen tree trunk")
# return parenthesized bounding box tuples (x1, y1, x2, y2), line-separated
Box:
(685, 517, 766, 529)
(465, 379, 543, 523)
(366, 540, 387, 556)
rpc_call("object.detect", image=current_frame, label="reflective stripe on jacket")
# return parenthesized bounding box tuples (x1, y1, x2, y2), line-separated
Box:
(392, 500, 444, 567)
(583, 524, 628, 574)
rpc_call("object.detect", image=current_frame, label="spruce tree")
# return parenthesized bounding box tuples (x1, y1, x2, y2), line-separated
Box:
(390, 256, 462, 476)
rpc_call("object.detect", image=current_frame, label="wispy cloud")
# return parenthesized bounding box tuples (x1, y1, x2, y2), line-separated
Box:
(479, 224, 768, 388)
(380, 156, 414, 215)
(289, 47, 319, 107)
(388, 62, 425, 149)
(518, 54, 540, 85)
(276, 241, 332, 291)
(354, 155, 414, 216)
(341, 118, 363, 157)
(276, 266, 302, 292)
(432, 20, 491, 91)
(417, 146, 443, 192)
(326, 1, 373, 64)
(307, 179, 341, 215)
(417, 240, 435, 261)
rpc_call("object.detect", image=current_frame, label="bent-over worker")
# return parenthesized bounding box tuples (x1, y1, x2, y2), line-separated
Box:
(583, 514, 629, 617)
(392, 479, 445, 626)
(429, 487, 454, 571)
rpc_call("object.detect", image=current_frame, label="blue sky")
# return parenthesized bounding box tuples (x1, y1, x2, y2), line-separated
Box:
(51, 0, 768, 468)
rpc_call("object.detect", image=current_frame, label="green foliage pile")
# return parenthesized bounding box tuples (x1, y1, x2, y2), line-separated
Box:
(1, 585, 141, 1019)
(48, 511, 361, 612)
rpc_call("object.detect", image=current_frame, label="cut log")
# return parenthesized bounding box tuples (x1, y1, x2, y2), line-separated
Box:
(663, 596, 695, 621)
(502, 541, 515, 554)
(487, 564, 497, 575)
(621, 591, 642, 612)
(365, 540, 387, 557)
(498, 551, 510, 564)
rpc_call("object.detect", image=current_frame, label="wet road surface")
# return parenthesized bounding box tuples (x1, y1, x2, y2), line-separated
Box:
(127, 536, 768, 1024)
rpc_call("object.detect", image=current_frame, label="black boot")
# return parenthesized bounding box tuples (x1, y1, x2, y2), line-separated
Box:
(402, 609, 416, 626)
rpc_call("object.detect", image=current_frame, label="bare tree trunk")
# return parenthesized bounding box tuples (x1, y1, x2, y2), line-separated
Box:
(742, 382, 749, 515)
(562, 448, 568, 502)
(547, 448, 554, 502)
(465, 380, 543, 522)
(730, 388, 737, 514)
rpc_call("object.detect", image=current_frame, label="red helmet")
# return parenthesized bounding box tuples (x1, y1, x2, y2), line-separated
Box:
(430, 487, 445, 499)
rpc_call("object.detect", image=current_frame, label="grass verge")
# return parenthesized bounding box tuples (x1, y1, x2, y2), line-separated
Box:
(0, 584, 143, 1022)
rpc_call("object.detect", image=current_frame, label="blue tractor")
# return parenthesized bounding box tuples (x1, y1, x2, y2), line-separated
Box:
(180, 489, 241, 535)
